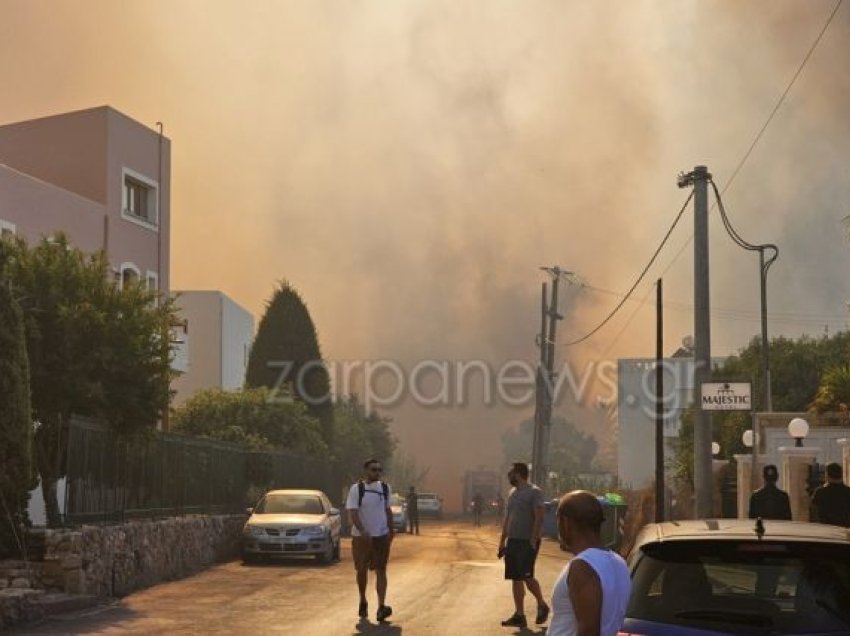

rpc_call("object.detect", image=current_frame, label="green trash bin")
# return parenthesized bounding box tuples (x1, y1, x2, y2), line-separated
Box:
(598, 493, 627, 551)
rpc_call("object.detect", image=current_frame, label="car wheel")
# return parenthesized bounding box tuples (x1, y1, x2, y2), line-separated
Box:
(333, 539, 341, 562)
(241, 551, 258, 565)
(318, 538, 335, 564)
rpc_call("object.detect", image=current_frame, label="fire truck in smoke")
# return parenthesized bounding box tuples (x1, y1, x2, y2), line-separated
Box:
(462, 469, 502, 515)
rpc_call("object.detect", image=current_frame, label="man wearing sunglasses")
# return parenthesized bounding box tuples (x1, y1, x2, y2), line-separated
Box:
(346, 458, 395, 623)
(498, 461, 550, 628)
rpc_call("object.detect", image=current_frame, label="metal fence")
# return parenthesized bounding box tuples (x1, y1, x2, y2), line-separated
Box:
(64, 418, 332, 524)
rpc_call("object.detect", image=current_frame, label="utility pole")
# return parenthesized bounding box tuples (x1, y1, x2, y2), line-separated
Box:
(678, 165, 713, 518)
(540, 268, 563, 489)
(655, 278, 664, 522)
(759, 249, 772, 413)
(531, 282, 548, 487)
(532, 267, 574, 489)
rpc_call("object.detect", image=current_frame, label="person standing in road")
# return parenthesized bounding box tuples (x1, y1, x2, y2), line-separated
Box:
(346, 459, 395, 623)
(472, 492, 484, 527)
(811, 462, 850, 527)
(498, 462, 550, 628)
(406, 486, 420, 535)
(748, 465, 792, 520)
(548, 490, 631, 636)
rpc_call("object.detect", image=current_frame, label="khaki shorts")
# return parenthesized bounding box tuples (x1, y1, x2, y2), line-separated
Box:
(352, 535, 391, 572)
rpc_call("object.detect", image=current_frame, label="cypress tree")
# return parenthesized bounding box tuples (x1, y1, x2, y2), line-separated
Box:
(246, 282, 334, 444)
(0, 246, 33, 557)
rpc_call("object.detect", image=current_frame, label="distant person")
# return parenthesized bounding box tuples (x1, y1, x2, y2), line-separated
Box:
(749, 464, 792, 520)
(497, 462, 550, 628)
(548, 490, 632, 636)
(346, 459, 395, 623)
(811, 462, 850, 527)
(472, 492, 484, 527)
(406, 486, 420, 535)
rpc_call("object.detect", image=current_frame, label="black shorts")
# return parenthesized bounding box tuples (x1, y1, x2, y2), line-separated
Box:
(504, 538, 538, 581)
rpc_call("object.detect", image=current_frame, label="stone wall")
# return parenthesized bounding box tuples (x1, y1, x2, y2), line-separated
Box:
(40, 514, 245, 597)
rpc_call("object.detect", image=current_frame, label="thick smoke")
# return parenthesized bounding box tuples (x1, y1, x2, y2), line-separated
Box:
(1, 1, 848, 505)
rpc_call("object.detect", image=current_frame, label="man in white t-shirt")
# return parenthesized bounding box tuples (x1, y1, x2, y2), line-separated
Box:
(548, 491, 631, 636)
(346, 458, 395, 623)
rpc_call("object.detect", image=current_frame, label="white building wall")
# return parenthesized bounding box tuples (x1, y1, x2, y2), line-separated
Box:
(171, 290, 254, 406)
(221, 295, 254, 390)
(617, 357, 696, 489)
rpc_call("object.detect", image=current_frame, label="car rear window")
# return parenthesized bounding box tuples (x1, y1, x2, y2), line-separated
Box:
(256, 494, 324, 515)
(628, 539, 850, 634)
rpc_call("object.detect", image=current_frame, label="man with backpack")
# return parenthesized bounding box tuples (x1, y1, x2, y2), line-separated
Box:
(346, 458, 395, 623)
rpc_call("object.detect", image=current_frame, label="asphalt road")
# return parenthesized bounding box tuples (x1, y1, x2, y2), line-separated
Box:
(15, 519, 569, 636)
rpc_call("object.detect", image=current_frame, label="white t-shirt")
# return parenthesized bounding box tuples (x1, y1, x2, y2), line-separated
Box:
(345, 481, 392, 537)
(548, 548, 632, 636)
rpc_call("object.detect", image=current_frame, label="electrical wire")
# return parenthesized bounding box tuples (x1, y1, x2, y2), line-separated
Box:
(583, 285, 847, 323)
(562, 190, 693, 347)
(656, 0, 843, 278)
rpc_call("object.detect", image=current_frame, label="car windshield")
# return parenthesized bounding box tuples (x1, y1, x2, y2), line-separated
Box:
(255, 494, 324, 515)
(628, 540, 850, 634)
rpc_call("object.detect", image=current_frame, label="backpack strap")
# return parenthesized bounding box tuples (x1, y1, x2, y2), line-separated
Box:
(357, 480, 389, 507)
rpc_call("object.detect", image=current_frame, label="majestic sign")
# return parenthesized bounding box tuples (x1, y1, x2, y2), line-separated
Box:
(701, 382, 752, 411)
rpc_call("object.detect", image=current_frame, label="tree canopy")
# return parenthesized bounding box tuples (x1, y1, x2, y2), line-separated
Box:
(332, 395, 396, 485)
(246, 281, 333, 443)
(672, 331, 850, 486)
(0, 240, 34, 556)
(502, 416, 599, 492)
(4, 234, 176, 525)
(171, 387, 328, 456)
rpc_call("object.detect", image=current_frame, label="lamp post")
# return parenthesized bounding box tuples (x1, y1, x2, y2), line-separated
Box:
(788, 418, 809, 448)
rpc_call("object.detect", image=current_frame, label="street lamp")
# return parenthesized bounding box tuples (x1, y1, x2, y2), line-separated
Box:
(788, 418, 809, 448)
(742, 430, 754, 449)
(712, 442, 721, 457)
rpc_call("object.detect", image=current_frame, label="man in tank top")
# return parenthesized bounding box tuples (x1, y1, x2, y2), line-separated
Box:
(548, 491, 631, 636)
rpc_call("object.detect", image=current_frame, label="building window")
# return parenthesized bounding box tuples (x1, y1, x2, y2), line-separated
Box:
(119, 262, 141, 290)
(0, 219, 15, 238)
(146, 270, 159, 292)
(121, 168, 158, 229)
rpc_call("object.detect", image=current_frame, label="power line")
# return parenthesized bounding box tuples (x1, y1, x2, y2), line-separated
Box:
(562, 1, 843, 350)
(562, 191, 694, 347)
(583, 284, 847, 323)
(656, 0, 843, 279)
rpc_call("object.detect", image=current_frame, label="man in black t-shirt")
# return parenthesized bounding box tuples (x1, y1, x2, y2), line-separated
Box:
(811, 462, 850, 527)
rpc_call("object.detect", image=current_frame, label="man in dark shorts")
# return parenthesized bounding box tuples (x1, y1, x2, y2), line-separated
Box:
(346, 459, 395, 623)
(497, 462, 550, 628)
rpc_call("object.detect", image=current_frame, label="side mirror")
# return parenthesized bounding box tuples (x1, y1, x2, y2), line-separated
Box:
(329, 507, 341, 517)
(245, 507, 254, 515)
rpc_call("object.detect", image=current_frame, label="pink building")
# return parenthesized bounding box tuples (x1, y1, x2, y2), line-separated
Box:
(0, 106, 170, 292)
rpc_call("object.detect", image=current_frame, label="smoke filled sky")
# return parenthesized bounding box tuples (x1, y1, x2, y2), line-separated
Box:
(2, 1, 850, 495)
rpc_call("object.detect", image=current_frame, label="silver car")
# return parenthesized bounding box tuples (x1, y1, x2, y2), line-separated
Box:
(390, 493, 407, 532)
(242, 489, 342, 564)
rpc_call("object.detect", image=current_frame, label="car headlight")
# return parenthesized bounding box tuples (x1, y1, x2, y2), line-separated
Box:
(303, 525, 327, 536)
(243, 525, 265, 536)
